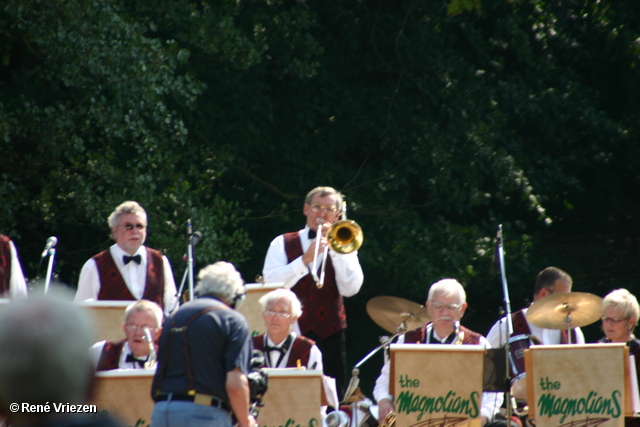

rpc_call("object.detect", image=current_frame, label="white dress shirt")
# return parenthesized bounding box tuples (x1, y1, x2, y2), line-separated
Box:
(373, 323, 503, 423)
(7, 240, 27, 299)
(262, 225, 363, 296)
(486, 307, 585, 347)
(261, 332, 324, 370)
(74, 244, 178, 316)
(89, 340, 151, 370)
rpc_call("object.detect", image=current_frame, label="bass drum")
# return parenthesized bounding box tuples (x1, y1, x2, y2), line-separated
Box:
(508, 334, 534, 401)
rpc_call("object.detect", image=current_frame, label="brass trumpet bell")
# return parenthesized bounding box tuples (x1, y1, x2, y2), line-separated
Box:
(326, 220, 364, 254)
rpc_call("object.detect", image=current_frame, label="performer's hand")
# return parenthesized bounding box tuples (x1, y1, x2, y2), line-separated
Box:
(481, 415, 489, 426)
(377, 398, 395, 424)
(302, 237, 327, 266)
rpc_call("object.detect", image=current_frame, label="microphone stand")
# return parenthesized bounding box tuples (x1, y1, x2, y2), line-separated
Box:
(43, 247, 56, 294)
(497, 224, 515, 423)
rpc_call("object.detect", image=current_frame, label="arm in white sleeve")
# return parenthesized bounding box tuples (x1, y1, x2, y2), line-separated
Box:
(309, 344, 323, 371)
(373, 334, 405, 403)
(88, 340, 107, 369)
(75, 259, 100, 301)
(262, 235, 309, 289)
(486, 317, 508, 348)
(162, 255, 178, 317)
(574, 327, 585, 344)
(329, 250, 363, 297)
(8, 241, 27, 298)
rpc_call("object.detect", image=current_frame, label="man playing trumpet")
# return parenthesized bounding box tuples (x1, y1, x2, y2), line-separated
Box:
(262, 186, 364, 398)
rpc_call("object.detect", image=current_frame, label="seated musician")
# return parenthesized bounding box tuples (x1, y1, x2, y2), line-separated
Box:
(486, 267, 585, 347)
(89, 299, 163, 370)
(373, 279, 506, 426)
(0, 233, 28, 299)
(253, 288, 323, 370)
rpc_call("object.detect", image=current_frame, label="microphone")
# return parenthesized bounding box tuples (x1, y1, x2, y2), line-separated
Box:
(41, 236, 58, 258)
(189, 231, 203, 246)
(186, 218, 193, 238)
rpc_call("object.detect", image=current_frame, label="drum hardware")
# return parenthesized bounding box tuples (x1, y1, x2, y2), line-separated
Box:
(366, 296, 430, 334)
(311, 203, 363, 288)
(525, 291, 603, 334)
(324, 410, 351, 427)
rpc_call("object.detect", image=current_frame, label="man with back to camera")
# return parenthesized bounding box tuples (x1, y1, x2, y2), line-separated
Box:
(0, 294, 122, 427)
(89, 299, 163, 371)
(262, 186, 364, 397)
(151, 261, 256, 427)
(75, 200, 178, 316)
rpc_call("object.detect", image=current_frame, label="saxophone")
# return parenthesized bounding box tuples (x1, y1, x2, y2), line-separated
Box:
(453, 321, 464, 345)
(380, 411, 397, 427)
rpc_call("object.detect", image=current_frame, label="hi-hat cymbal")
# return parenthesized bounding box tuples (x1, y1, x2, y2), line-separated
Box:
(526, 292, 603, 330)
(366, 296, 430, 334)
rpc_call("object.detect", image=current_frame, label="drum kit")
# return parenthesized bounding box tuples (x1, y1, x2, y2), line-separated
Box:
(341, 291, 603, 427)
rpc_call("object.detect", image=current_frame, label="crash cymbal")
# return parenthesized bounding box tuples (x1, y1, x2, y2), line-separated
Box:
(526, 292, 603, 330)
(366, 296, 430, 334)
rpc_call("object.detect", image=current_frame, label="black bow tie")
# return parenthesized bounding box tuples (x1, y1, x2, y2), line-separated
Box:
(123, 254, 142, 265)
(308, 229, 317, 239)
(125, 353, 147, 368)
(264, 345, 287, 354)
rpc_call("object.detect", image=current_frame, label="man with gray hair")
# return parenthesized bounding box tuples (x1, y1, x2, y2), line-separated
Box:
(373, 279, 504, 426)
(253, 288, 323, 370)
(151, 261, 255, 427)
(262, 186, 364, 396)
(0, 295, 121, 427)
(89, 299, 164, 370)
(75, 200, 178, 316)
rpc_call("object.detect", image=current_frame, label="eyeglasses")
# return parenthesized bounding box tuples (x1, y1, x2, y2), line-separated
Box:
(601, 316, 629, 324)
(430, 302, 461, 310)
(125, 324, 158, 332)
(309, 204, 338, 214)
(264, 310, 292, 319)
(122, 223, 146, 231)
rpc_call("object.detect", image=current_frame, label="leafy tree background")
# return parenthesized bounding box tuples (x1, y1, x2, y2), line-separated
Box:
(2, 0, 639, 394)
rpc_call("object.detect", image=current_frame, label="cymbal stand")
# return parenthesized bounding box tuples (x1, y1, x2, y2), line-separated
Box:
(43, 246, 56, 294)
(564, 308, 573, 344)
(497, 224, 515, 420)
(343, 321, 409, 402)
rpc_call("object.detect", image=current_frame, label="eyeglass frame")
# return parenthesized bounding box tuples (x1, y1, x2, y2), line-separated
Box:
(309, 203, 339, 214)
(429, 302, 462, 311)
(263, 310, 292, 319)
(124, 324, 159, 332)
(601, 316, 629, 324)
(121, 223, 146, 231)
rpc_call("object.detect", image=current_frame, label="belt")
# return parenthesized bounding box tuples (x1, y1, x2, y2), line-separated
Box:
(154, 392, 230, 412)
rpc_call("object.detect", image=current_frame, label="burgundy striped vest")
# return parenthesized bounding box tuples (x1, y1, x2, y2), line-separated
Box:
(0, 235, 12, 296)
(96, 339, 127, 371)
(283, 232, 347, 340)
(512, 309, 575, 344)
(94, 247, 165, 310)
(404, 324, 482, 345)
(253, 333, 316, 368)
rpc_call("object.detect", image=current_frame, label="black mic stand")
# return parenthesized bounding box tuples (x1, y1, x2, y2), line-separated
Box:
(497, 224, 515, 423)
(172, 221, 201, 312)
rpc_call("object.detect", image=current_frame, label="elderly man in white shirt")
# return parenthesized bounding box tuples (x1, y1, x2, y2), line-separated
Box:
(75, 200, 177, 316)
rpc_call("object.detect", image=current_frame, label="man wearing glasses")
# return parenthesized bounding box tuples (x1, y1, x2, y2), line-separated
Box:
(486, 266, 585, 348)
(262, 186, 364, 398)
(90, 299, 163, 370)
(373, 279, 504, 426)
(75, 200, 178, 316)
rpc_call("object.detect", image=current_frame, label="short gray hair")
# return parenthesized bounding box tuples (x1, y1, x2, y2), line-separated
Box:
(125, 299, 164, 326)
(0, 296, 94, 417)
(195, 261, 245, 305)
(603, 288, 640, 327)
(304, 186, 344, 210)
(108, 200, 147, 229)
(427, 278, 467, 304)
(258, 289, 303, 319)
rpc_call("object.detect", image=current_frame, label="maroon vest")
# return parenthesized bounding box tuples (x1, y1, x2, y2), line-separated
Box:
(512, 309, 575, 344)
(404, 324, 482, 345)
(253, 333, 316, 368)
(96, 339, 126, 371)
(0, 235, 12, 296)
(94, 247, 165, 309)
(283, 232, 347, 340)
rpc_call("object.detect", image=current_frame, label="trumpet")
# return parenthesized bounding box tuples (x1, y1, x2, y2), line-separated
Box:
(310, 203, 363, 288)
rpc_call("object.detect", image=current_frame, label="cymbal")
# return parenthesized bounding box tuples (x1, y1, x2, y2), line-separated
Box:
(526, 292, 603, 330)
(366, 296, 430, 334)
